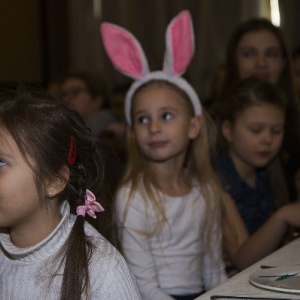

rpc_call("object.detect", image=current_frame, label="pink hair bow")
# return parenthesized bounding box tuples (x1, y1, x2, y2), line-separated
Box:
(76, 189, 104, 219)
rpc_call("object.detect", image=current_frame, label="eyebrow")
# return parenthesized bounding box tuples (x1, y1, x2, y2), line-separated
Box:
(239, 45, 281, 50)
(134, 106, 179, 113)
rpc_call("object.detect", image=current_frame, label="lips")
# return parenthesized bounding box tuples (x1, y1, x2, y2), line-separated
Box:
(148, 140, 168, 148)
(255, 73, 270, 81)
(257, 151, 271, 158)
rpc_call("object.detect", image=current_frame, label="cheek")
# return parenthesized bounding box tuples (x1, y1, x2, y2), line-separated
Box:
(233, 132, 256, 151)
(274, 134, 284, 149)
(237, 58, 253, 78)
(271, 58, 285, 77)
(270, 67, 283, 83)
(131, 127, 145, 146)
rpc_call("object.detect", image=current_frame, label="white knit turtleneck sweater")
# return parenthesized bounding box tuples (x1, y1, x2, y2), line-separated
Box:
(0, 201, 141, 299)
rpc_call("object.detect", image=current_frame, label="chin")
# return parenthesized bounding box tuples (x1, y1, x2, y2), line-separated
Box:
(253, 160, 272, 169)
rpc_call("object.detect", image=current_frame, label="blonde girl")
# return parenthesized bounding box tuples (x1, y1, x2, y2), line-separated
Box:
(101, 10, 227, 300)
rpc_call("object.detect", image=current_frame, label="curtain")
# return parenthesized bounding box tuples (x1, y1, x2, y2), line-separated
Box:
(64, 0, 298, 99)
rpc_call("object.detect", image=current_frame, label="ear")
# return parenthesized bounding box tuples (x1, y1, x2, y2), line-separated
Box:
(188, 115, 202, 139)
(221, 120, 233, 143)
(46, 165, 70, 198)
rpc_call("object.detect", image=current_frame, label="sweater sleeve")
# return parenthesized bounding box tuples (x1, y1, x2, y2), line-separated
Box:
(115, 188, 174, 300)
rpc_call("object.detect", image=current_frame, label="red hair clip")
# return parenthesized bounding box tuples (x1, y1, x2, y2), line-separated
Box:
(68, 136, 76, 165)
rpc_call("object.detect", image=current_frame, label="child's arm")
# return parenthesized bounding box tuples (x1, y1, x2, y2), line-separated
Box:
(223, 192, 300, 270)
(222, 191, 249, 264)
(115, 189, 175, 300)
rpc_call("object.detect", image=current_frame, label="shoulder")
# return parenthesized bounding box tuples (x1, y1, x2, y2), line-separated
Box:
(85, 222, 124, 267)
(85, 224, 140, 299)
(85, 225, 141, 298)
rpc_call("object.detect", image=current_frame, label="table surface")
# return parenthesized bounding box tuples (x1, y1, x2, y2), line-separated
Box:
(196, 238, 300, 300)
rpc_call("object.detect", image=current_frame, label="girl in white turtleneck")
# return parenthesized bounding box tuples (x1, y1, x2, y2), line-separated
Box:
(0, 90, 141, 300)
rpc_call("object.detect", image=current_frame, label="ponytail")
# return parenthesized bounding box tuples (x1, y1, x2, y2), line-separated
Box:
(60, 217, 93, 300)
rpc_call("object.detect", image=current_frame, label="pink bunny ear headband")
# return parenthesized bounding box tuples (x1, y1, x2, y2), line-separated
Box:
(100, 10, 202, 125)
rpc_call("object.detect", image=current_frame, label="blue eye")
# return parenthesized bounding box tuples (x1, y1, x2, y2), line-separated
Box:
(0, 159, 6, 167)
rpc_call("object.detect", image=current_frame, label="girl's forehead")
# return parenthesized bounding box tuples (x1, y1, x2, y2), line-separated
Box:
(234, 103, 285, 121)
(0, 127, 18, 154)
(133, 85, 188, 106)
(238, 29, 280, 47)
(133, 91, 190, 115)
(0, 126, 36, 168)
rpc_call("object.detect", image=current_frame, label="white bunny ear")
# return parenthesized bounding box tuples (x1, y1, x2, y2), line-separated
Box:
(163, 10, 194, 76)
(100, 22, 150, 79)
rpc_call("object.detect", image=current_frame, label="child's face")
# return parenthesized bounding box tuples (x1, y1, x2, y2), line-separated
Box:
(222, 103, 284, 170)
(61, 78, 100, 118)
(236, 30, 285, 84)
(131, 85, 201, 163)
(0, 127, 58, 245)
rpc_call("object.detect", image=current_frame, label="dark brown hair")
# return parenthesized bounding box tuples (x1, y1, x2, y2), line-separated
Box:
(220, 76, 286, 123)
(220, 18, 298, 125)
(225, 19, 289, 86)
(0, 89, 104, 300)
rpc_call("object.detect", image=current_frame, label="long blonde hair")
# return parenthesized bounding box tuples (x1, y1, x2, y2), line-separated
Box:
(118, 80, 222, 251)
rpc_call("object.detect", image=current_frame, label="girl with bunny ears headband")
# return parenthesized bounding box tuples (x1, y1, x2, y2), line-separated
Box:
(101, 11, 227, 300)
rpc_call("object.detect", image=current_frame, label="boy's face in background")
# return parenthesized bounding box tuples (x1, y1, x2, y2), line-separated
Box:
(61, 78, 101, 118)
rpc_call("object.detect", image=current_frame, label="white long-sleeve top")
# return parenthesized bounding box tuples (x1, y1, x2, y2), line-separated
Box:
(115, 182, 227, 300)
(0, 201, 141, 300)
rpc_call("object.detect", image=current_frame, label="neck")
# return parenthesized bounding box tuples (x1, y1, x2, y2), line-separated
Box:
(229, 152, 256, 188)
(149, 160, 191, 196)
(10, 204, 62, 248)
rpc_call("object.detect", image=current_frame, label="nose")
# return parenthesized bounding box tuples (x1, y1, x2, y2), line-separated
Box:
(262, 131, 273, 144)
(256, 54, 267, 68)
(149, 119, 161, 134)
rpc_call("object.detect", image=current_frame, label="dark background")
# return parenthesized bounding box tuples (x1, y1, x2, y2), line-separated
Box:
(1, 0, 299, 98)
